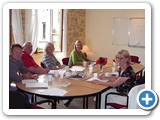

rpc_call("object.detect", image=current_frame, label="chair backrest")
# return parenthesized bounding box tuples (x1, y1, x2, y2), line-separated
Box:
(130, 55, 140, 63)
(9, 90, 31, 109)
(128, 84, 145, 109)
(62, 57, 69, 66)
(41, 62, 45, 68)
(84, 52, 87, 57)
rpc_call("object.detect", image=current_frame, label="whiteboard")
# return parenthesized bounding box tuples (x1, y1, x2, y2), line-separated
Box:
(129, 18, 145, 47)
(112, 18, 130, 45)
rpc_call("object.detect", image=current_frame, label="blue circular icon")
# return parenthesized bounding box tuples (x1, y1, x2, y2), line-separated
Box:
(137, 89, 158, 110)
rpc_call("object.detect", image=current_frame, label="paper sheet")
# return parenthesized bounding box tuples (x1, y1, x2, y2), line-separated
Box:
(22, 79, 37, 84)
(87, 77, 109, 82)
(40, 87, 68, 96)
(48, 70, 55, 74)
(48, 69, 66, 75)
(70, 66, 85, 71)
(25, 83, 48, 89)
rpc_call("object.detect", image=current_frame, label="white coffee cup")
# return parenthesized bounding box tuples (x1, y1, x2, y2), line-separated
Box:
(83, 62, 87, 66)
(105, 72, 110, 76)
(48, 75, 52, 82)
(65, 66, 69, 71)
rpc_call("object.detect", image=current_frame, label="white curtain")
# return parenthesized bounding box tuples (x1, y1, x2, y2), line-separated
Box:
(11, 9, 24, 45)
(25, 9, 40, 54)
(62, 9, 68, 57)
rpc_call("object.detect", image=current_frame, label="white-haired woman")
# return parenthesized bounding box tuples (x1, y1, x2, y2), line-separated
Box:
(42, 42, 64, 70)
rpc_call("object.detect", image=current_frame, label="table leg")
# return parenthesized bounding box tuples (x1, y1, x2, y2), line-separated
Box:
(95, 93, 101, 109)
(99, 94, 101, 109)
(53, 99, 57, 109)
(83, 97, 89, 109)
(83, 97, 85, 109)
(86, 97, 88, 109)
(31, 94, 36, 103)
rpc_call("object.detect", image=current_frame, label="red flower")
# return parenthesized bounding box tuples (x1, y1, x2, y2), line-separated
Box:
(96, 57, 107, 65)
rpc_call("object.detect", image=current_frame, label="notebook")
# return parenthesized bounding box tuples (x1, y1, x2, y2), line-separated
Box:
(25, 83, 48, 89)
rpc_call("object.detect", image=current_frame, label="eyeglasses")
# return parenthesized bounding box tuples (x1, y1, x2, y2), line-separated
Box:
(116, 57, 125, 60)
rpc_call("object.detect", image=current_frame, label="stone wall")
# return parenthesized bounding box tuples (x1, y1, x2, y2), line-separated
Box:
(67, 9, 86, 56)
(21, 9, 25, 41)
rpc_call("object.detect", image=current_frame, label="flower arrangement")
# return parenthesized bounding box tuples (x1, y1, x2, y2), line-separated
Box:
(96, 57, 108, 65)
(95, 57, 107, 72)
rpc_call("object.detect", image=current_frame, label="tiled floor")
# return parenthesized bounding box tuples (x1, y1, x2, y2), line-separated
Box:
(37, 96, 96, 109)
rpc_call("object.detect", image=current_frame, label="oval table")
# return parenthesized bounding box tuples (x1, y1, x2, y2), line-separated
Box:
(16, 74, 110, 109)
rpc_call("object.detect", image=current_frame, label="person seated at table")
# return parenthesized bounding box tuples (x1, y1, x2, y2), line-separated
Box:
(21, 41, 49, 74)
(41, 42, 64, 70)
(68, 40, 92, 66)
(90, 49, 136, 109)
(9, 44, 38, 101)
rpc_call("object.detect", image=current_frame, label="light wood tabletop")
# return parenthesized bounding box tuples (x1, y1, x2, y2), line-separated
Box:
(16, 60, 145, 109)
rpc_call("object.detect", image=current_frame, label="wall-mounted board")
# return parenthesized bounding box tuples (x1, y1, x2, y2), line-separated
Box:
(112, 17, 145, 48)
(129, 18, 145, 48)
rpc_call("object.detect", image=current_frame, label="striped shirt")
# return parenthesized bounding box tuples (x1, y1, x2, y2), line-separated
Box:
(42, 53, 60, 70)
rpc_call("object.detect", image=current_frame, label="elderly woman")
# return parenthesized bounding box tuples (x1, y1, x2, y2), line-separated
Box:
(42, 42, 64, 70)
(68, 40, 92, 66)
(91, 49, 136, 109)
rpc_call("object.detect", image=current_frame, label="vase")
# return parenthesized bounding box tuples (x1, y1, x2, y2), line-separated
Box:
(99, 64, 103, 73)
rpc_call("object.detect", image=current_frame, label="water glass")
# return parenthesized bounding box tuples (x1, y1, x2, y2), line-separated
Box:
(54, 70, 59, 77)
(89, 67, 93, 74)
(65, 66, 69, 72)
(48, 75, 52, 82)
(93, 73, 98, 78)
(83, 62, 87, 66)
(60, 73, 64, 79)
(112, 67, 116, 72)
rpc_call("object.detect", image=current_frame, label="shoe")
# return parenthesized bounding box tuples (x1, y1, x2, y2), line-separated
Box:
(64, 98, 73, 107)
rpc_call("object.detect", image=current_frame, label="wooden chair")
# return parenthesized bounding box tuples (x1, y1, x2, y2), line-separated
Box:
(105, 83, 145, 109)
(62, 57, 69, 66)
(40, 62, 45, 68)
(9, 90, 54, 109)
(84, 52, 87, 57)
(130, 55, 141, 63)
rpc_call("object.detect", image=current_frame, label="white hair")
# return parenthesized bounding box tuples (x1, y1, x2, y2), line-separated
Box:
(22, 41, 32, 48)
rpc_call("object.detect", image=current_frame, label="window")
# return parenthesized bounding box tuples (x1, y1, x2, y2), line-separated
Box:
(37, 9, 63, 52)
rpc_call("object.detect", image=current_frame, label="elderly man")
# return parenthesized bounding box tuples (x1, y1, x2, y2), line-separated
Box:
(9, 44, 38, 90)
(21, 41, 49, 74)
